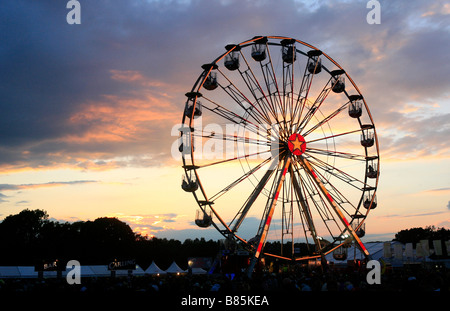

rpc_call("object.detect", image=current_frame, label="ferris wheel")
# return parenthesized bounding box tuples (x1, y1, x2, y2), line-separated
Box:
(179, 36, 379, 275)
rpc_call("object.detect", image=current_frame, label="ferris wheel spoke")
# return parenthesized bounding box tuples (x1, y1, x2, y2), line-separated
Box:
(280, 65, 290, 125)
(280, 176, 293, 248)
(209, 157, 272, 202)
(217, 68, 271, 125)
(259, 44, 284, 125)
(298, 169, 346, 242)
(293, 53, 325, 129)
(289, 164, 322, 252)
(306, 127, 366, 144)
(230, 158, 279, 233)
(197, 148, 284, 169)
(306, 147, 367, 162)
(192, 130, 272, 148)
(292, 161, 338, 237)
(307, 159, 359, 218)
(302, 99, 352, 137)
(299, 156, 370, 256)
(257, 65, 278, 116)
(247, 156, 291, 277)
(200, 98, 283, 142)
(306, 153, 370, 190)
(291, 60, 314, 132)
(296, 171, 333, 254)
(282, 54, 295, 130)
(293, 75, 335, 134)
(237, 51, 279, 123)
(297, 159, 345, 218)
(201, 96, 262, 130)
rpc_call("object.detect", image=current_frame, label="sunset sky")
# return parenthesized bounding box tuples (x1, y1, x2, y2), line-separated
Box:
(1, 0, 449, 242)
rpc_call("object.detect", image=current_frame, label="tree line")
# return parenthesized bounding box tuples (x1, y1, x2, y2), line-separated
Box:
(0, 209, 448, 269)
(394, 225, 449, 256)
(0, 209, 220, 270)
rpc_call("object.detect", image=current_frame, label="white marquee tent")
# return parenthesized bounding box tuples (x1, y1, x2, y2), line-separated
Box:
(144, 261, 166, 275)
(325, 241, 393, 264)
(0, 265, 145, 279)
(0, 266, 39, 278)
(0, 262, 191, 278)
(191, 267, 207, 274)
(164, 261, 187, 274)
(325, 241, 449, 267)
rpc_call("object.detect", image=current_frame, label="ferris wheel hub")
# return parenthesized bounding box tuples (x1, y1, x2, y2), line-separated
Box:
(287, 133, 306, 156)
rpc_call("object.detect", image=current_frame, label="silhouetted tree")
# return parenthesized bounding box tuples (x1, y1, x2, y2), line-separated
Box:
(75, 217, 136, 264)
(394, 226, 449, 246)
(0, 209, 50, 264)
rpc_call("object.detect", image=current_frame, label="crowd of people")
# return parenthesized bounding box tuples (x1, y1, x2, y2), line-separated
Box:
(0, 264, 448, 294)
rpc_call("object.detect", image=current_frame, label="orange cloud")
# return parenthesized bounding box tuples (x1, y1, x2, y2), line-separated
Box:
(105, 212, 188, 237)
(422, 188, 450, 195)
(66, 69, 182, 144)
(67, 91, 179, 144)
(109, 70, 170, 89)
(421, 2, 450, 17)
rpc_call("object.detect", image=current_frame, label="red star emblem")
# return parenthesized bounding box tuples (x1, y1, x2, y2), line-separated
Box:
(288, 134, 306, 156)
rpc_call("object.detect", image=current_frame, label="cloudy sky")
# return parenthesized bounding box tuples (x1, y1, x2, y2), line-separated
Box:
(0, 0, 449, 242)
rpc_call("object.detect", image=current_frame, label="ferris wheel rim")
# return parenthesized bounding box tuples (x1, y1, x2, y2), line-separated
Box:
(180, 35, 380, 261)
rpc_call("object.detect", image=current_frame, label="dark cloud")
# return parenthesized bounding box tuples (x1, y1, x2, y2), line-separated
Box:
(15, 200, 30, 206)
(0, 0, 448, 172)
(378, 112, 450, 159)
(425, 187, 450, 192)
(0, 180, 97, 192)
(379, 211, 448, 218)
(0, 193, 9, 203)
(0, 180, 96, 205)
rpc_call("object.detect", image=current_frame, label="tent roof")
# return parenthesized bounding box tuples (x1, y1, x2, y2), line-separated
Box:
(89, 265, 111, 277)
(165, 261, 187, 274)
(325, 241, 400, 264)
(17, 266, 38, 278)
(0, 265, 145, 278)
(191, 267, 207, 274)
(0, 266, 21, 278)
(145, 261, 166, 275)
(322, 240, 447, 266)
